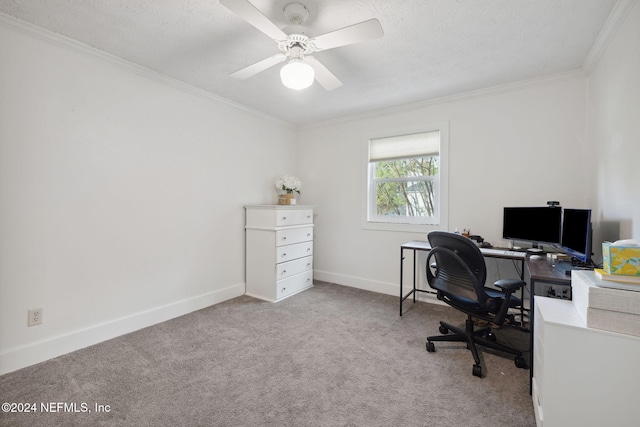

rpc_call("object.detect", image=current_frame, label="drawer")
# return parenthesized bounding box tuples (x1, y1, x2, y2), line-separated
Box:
(276, 241, 313, 263)
(276, 270, 313, 300)
(534, 346, 544, 401)
(275, 209, 313, 227)
(534, 324, 544, 363)
(276, 227, 313, 247)
(276, 256, 313, 280)
(532, 379, 544, 427)
(534, 338, 544, 369)
(535, 304, 544, 342)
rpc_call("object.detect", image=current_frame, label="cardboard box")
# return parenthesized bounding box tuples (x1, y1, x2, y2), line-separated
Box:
(602, 242, 640, 276)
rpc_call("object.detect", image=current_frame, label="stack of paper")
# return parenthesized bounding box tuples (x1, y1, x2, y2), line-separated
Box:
(572, 271, 640, 337)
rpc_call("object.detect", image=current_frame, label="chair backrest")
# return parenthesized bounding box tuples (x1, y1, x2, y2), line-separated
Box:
(426, 231, 488, 305)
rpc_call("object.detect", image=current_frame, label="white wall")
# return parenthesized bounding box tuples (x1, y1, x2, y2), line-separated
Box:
(588, 1, 640, 244)
(0, 21, 297, 374)
(298, 76, 589, 294)
(3, 2, 637, 376)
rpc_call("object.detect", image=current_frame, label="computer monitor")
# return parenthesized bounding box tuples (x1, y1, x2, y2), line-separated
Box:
(502, 206, 562, 246)
(557, 208, 592, 264)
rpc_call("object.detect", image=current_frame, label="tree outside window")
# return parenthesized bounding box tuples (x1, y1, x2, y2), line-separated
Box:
(368, 131, 440, 225)
(374, 157, 438, 217)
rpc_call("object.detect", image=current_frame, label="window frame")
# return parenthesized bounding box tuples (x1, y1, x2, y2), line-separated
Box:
(362, 122, 449, 233)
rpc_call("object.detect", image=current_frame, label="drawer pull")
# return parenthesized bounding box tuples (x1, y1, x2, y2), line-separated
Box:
(282, 237, 287, 240)
(307, 248, 311, 252)
(282, 270, 287, 275)
(281, 253, 287, 257)
(282, 216, 287, 221)
(307, 263, 311, 267)
(281, 287, 286, 292)
(307, 234, 311, 237)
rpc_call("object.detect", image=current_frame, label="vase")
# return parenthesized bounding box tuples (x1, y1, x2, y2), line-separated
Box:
(277, 193, 297, 205)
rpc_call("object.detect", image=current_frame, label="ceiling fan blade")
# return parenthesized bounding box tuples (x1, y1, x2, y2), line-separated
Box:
(221, 0, 287, 41)
(306, 57, 343, 91)
(231, 54, 287, 80)
(311, 19, 384, 51)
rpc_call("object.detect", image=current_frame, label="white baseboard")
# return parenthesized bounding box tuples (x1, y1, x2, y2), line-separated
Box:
(314, 270, 397, 296)
(0, 282, 245, 375)
(314, 270, 445, 306)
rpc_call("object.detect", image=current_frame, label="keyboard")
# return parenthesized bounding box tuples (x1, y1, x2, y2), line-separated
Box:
(480, 248, 526, 258)
(505, 250, 527, 258)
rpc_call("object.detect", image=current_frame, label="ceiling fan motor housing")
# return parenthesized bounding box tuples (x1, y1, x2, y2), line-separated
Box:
(283, 3, 309, 25)
(278, 34, 313, 55)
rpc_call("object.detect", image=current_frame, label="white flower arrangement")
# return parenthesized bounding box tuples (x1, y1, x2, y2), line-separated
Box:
(275, 175, 302, 195)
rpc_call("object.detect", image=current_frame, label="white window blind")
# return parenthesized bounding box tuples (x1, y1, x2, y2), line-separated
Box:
(369, 131, 440, 162)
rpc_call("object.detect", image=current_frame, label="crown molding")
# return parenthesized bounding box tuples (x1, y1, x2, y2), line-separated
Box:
(583, 0, 638, 73)
(3, 0, 628, 133)
(0, 12, 296, 130)
(301, 69, 587, 130)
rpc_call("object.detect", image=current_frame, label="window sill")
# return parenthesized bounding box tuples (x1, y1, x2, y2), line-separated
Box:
(362, 221, 440, 234)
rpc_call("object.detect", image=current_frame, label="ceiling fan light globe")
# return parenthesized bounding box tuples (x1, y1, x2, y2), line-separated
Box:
(280, 60, 315, 90)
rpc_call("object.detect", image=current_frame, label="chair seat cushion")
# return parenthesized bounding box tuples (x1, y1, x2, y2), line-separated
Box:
(446, 290, 521, 313)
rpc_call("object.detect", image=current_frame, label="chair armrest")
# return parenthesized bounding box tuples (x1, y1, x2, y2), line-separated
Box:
(494, 279, 525, 292)
(491, 279, 526, 325)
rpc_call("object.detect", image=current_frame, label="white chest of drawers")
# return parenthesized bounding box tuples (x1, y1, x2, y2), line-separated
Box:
(532, 289, 640, 427)
(245, 205, 314, 302)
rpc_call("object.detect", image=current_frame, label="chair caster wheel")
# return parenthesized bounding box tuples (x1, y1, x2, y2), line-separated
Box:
(439, 325, 448, 334)
(486, 331, 497, 342)
(472, 364, 482, 377)
(515, 357, 527, 369)
(426, 341, 436, 352)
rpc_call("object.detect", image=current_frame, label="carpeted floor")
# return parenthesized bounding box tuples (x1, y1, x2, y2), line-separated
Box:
(0, 281, 535, 426)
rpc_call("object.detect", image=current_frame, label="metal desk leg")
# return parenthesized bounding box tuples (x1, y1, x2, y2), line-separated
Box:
(412, 249, 417, 303)
(529, 278, 536, 395)
(400, 247, 404, 316)
(520, 258, 526, 327)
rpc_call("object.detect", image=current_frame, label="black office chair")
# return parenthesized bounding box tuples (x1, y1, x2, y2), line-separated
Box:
(425, 230, 528, 377)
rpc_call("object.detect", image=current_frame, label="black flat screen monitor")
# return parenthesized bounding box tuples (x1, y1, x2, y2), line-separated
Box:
(557, 208, 592, 264)
(502, 206, 562, 246)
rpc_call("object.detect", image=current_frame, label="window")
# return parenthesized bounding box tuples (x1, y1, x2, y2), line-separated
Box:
(366, 126, 448, 230)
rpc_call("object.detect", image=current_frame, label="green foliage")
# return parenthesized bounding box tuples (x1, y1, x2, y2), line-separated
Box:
(374, 157, 438, 217)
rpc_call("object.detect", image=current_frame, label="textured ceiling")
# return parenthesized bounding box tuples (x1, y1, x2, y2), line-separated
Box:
(0, 0, 619, 126)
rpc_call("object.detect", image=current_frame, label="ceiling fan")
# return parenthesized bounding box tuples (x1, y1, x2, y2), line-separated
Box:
(221, 0, 384, 90)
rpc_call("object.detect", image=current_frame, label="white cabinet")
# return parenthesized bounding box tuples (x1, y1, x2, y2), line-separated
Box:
(245, 205, 314, 302)
(532, 295, 640, 427)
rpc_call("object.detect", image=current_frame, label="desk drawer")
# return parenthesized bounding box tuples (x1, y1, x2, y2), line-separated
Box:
(532, 378, 544, 427)
(276, 241, 313, 263)
(276, 227, 313, 247)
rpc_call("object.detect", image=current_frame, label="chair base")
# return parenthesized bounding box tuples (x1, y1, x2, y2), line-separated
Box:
(426, 317, 528, 377)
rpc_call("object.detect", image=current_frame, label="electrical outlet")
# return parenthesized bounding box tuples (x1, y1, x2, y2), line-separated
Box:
(28, 308, 43, 327)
